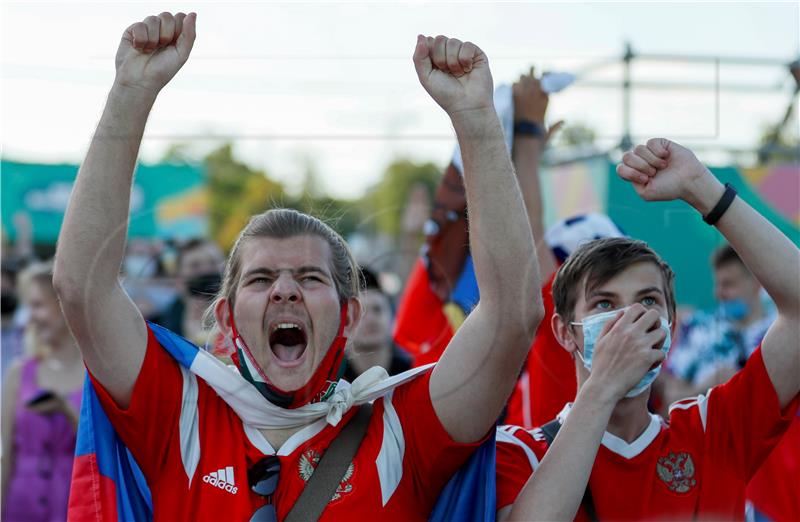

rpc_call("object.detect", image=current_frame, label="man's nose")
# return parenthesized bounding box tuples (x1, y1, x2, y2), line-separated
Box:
(270, 273, 301, 304)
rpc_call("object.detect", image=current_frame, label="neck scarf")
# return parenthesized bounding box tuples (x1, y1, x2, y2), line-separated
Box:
(229, 303, 350, 408)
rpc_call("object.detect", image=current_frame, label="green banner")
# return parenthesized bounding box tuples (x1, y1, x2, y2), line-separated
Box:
(1, 160, 208, 244)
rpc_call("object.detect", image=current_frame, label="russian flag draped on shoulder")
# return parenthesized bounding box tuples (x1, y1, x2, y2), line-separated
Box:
(67, 323, 496, 521)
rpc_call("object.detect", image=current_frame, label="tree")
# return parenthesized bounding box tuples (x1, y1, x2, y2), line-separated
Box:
(204, 144, 286, 250)
(361, 159, 440, 238)
(555, 123, 597, 148)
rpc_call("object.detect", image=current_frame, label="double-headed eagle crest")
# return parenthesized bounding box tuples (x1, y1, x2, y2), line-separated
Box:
(298, 449, 355, 502)
(656, 452, 697, 493)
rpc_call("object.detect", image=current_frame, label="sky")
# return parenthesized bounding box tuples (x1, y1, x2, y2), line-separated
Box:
(2, 1, 799, 199)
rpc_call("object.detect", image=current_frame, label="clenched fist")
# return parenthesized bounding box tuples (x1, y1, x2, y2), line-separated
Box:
(617, 138, 713, 204)
(413, 35, 493, 117)
(114, 12, 197, 95)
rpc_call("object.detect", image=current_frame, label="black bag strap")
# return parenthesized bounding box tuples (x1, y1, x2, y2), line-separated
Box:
(285, 404, 373, 522)
(538, 419, 599, 522)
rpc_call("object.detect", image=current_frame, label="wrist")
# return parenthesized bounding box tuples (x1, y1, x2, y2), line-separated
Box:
(449, 106, 499, 130)
(513, 134, 544, 155)
(581, 375, 624, 406)
(110, 81, 159, 107)
(513, 120, 546, 140)
(514, 114, 544, 125)
(682, 169, 725, 214)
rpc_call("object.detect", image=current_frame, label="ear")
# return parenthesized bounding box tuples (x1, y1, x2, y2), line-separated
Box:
(342, 297, 363, 338)
(552, 313, 579, 354)
(214, 297, 233, 338)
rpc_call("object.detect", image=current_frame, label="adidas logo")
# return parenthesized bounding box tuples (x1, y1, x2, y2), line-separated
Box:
(202, 466, 239, 494)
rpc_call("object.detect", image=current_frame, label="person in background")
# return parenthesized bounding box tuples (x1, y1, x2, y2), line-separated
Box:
(2, 213, 38, 373)
(153, 237, 225, 347)
(121, 238, 174, 321)
(343, 267, 411, 380)
(664, 243, 775, 402)
(1, 261, 25, 373)
(1, 261, 84, 522)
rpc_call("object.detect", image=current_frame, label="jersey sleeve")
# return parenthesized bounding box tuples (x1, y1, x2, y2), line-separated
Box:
(390, 369, 487, 505)
(705, 346, 800, 479)
(495, 425, 546, 510)
(87, 321, 184, 481)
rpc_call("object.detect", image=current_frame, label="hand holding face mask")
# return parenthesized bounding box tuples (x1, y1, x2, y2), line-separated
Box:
(572, 304, 670, 399)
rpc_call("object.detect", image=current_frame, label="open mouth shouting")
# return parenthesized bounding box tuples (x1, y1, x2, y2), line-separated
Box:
(268, 319, 309, 369)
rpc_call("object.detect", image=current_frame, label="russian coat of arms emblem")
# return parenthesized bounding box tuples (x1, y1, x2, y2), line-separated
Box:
(656, 452, 697, 493)
(298, 448, 355, 502)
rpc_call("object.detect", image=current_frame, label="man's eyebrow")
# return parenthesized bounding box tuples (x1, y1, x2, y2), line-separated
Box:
(241, 266, 331, 279)
(636, 287, 664, 296)
(241, 267, 276, 280)
(585, 289, 618, 300)
(295, 265, 330, 276)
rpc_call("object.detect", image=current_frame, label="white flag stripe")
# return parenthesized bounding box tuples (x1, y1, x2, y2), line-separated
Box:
(225, 466, 235, 485)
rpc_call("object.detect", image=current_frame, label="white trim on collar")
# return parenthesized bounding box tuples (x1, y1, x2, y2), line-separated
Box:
(600, 413, 662, 459)
(557, 403, 663, 459)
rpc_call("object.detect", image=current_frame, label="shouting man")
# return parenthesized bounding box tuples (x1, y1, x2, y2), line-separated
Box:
(54, 12, 542, 521)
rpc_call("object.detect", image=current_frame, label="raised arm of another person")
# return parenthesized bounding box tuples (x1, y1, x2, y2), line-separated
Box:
(511, 71, 563, 279)
(53, 12, 196, 407)
(618, 138, 800, 408)
(509, 306, 666, 521)
(413, 35, 544, 443)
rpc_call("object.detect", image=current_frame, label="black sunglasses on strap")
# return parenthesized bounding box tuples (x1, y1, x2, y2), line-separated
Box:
(248, 456, 281, 522)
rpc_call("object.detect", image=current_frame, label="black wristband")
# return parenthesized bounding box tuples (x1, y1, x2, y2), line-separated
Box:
(702, 183, 737, 225)
(514, 120, 545, 139)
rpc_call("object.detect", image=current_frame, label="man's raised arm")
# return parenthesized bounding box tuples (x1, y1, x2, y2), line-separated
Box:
(618, 138, 800, 407)
(412, 35, 544, 443)
(53, 12, 196, 407)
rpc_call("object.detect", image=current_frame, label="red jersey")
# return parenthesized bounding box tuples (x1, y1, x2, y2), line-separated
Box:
(89, 323, 481, 521)
(495, 347, 799, 520)
(746, 416, 800, 521)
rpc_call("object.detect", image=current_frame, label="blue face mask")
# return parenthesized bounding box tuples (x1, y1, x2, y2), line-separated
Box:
(571, 307, 672, 398)
(718, 299, 749, 321)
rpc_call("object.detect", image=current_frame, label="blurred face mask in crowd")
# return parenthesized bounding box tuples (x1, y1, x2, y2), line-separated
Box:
(1, 293, 18, 317)
(124, 254, 157, 278)
(571, 306, 672, 398)
(187, 272, 222, 300)
(714, 261, 759, 321)
(718, 299, 749, 321)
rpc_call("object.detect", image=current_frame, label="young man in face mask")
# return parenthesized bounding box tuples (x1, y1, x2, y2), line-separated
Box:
(53, 12, 543, 521)
(499, 138, 799, 521)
